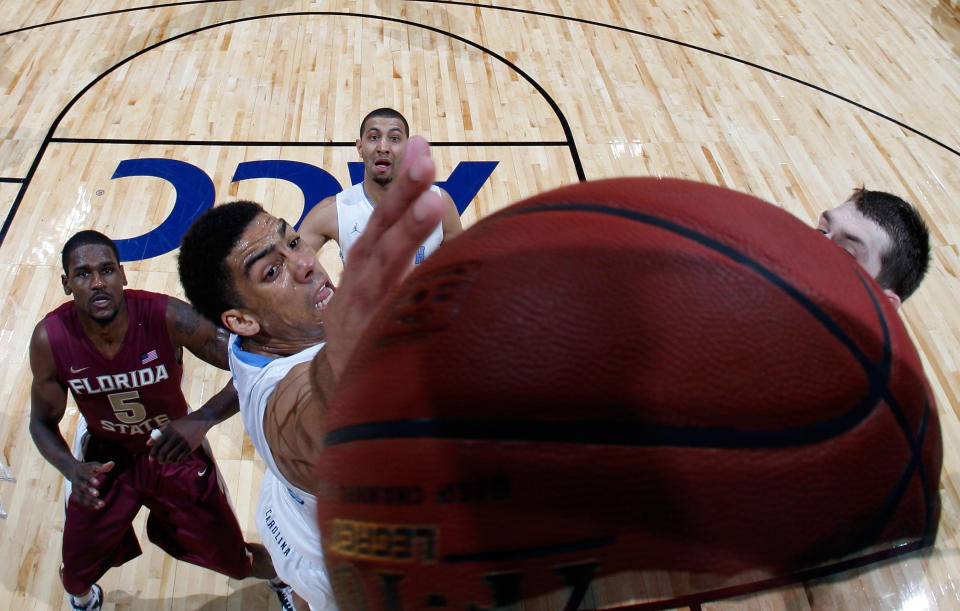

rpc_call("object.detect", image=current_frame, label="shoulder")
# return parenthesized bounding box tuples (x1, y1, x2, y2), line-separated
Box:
(436, 186, 463, 239)
(125, 289, 168, 315)
(29, 319, 56, 375)
(300, 195, 340, 250)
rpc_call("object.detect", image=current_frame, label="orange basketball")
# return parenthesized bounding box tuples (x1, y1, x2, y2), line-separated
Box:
(315, 178, 941, 608)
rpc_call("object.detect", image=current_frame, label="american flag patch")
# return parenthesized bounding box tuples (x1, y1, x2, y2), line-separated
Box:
(140, 349, 158, 364)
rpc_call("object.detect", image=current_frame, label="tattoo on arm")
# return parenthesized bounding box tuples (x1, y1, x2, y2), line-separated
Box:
(169, 298, 230, 369)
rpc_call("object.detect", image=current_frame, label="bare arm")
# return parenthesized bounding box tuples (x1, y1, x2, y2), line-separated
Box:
(167, 295, 231, 370)
(260, 136, 445, 487)
(299, 195, 340, 252)
(147, 378, 239, 463)
(29, 321, 114, 508)
(152, 296, 239, 462)
(438, 186, 464, 242)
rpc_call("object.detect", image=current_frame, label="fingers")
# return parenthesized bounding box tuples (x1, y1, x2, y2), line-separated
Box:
(72, 461, 114, 509)
(348, 136, 440, 262)
(147, 428, 190, 463)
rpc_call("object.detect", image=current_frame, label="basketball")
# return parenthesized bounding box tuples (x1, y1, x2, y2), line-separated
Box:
(314, 177, 942, 608)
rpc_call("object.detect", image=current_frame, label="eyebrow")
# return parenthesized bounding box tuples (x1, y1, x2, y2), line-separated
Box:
(69, 259, 115, 274)
(820, 210, 865, 246)
(243, 219, 288, 276)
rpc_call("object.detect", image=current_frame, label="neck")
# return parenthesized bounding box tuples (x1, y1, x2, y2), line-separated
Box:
(78, 302, 129, 355)
(237, 334, 323, 359)
(363, 178, 392, 206)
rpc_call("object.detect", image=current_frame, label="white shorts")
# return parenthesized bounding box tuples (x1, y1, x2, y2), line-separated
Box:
(256, 469, 337, 610)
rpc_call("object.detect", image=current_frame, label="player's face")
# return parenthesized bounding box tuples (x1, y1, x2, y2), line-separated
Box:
(61, 245, 128, 325)
(225, 212, 335, 346)
(357, 116, 408, 187)
(816, 200, 892, 281)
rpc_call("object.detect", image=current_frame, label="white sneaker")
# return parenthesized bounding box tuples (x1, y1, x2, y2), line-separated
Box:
(69, 584, 102, 611)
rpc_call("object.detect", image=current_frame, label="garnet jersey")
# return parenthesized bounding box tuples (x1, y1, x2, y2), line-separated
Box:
(44, 289, 188, 453)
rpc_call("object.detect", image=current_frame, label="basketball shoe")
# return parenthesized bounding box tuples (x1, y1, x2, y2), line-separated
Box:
(69, 584, 102, 611)
(268, 579, 296, 611)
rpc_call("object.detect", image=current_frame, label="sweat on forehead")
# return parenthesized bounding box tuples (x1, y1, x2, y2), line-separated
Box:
(237, 215, 290, 276)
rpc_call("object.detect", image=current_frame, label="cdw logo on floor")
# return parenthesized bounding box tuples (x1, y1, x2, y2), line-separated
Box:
(108, 158, 498, 262)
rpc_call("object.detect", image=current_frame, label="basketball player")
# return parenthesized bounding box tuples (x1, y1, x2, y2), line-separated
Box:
(178, 136, 447, 609)
(818, 187, 930, 309)
(298, 107, 462, 261)
(28, 231, 295, 611)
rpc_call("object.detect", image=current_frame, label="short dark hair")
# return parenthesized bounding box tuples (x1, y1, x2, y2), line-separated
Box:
(849, 187, 930, 300)
(359, 107, 409, 139)
(178, 201, 264, 324)
(62, 230, 119, 274)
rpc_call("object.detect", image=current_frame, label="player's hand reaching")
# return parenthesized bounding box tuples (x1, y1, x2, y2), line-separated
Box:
(320, 135, 446, 378)
(68, 460, 115, 509)
(147, 419, 207, 463)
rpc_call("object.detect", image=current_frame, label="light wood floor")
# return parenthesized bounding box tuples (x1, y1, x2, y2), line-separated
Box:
(2, 1, 959, 609)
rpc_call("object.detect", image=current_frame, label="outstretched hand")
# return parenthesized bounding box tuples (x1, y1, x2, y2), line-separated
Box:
(321, 135, 446, 377)
(68, 460, 115, 509)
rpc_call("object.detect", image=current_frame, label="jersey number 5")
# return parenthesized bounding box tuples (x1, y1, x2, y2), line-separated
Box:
(108, 391, 146, 424)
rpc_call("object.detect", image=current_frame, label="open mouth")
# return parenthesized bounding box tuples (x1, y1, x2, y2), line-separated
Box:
(314, 282, 335, 311)
(374, 158, 391, 170)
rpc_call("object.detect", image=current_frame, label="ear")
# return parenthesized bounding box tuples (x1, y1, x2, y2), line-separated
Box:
(356, 138, 362, 157)
(119, 264, 128, 287)
(883, 288, 902, 311)
(221, 308, 261, 337)
(61, 274, 70, 295)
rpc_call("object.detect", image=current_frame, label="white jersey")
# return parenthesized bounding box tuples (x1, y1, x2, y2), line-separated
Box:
(228, 334, 337, 610)
(336, 182, 444, 264)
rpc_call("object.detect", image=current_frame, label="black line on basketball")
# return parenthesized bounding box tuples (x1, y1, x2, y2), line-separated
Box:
(325, 201, 894, 450)
(443, 536, 615, 563)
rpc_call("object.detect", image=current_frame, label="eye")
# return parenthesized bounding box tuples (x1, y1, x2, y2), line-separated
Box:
(264, 264, 279, 280)
(289, 236, 300, 250)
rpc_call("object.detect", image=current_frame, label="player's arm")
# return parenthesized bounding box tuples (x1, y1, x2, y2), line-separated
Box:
(263, 136, 445, 490)
(153, 296, 239, 462)
(298, 195, 340, 252)
(147, 379, 238, 463)
(28, 322, 114, 508)
(438, 186, 463, 242)
(167, 295, 231, 370)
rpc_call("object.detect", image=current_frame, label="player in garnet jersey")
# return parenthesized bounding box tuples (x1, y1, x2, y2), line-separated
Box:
(29, 231, 295, 611)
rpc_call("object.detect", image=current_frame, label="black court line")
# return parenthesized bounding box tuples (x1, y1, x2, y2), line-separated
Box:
(0, 178, 24, 184)
(48, 138, 569, 148)
(0, 10, 583, 248)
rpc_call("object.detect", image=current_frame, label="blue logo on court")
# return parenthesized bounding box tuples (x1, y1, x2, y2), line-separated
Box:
(111, 158, 498, 262)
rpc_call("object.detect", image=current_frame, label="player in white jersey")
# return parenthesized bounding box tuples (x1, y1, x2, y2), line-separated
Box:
(336, 182, 445, 264)
(178, 136, 448, 609)
(299, 107, 462, 259)
(228, 338, 333, 609)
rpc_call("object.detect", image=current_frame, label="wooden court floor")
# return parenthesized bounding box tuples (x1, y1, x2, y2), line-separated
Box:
(2, 0, 960, 608)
